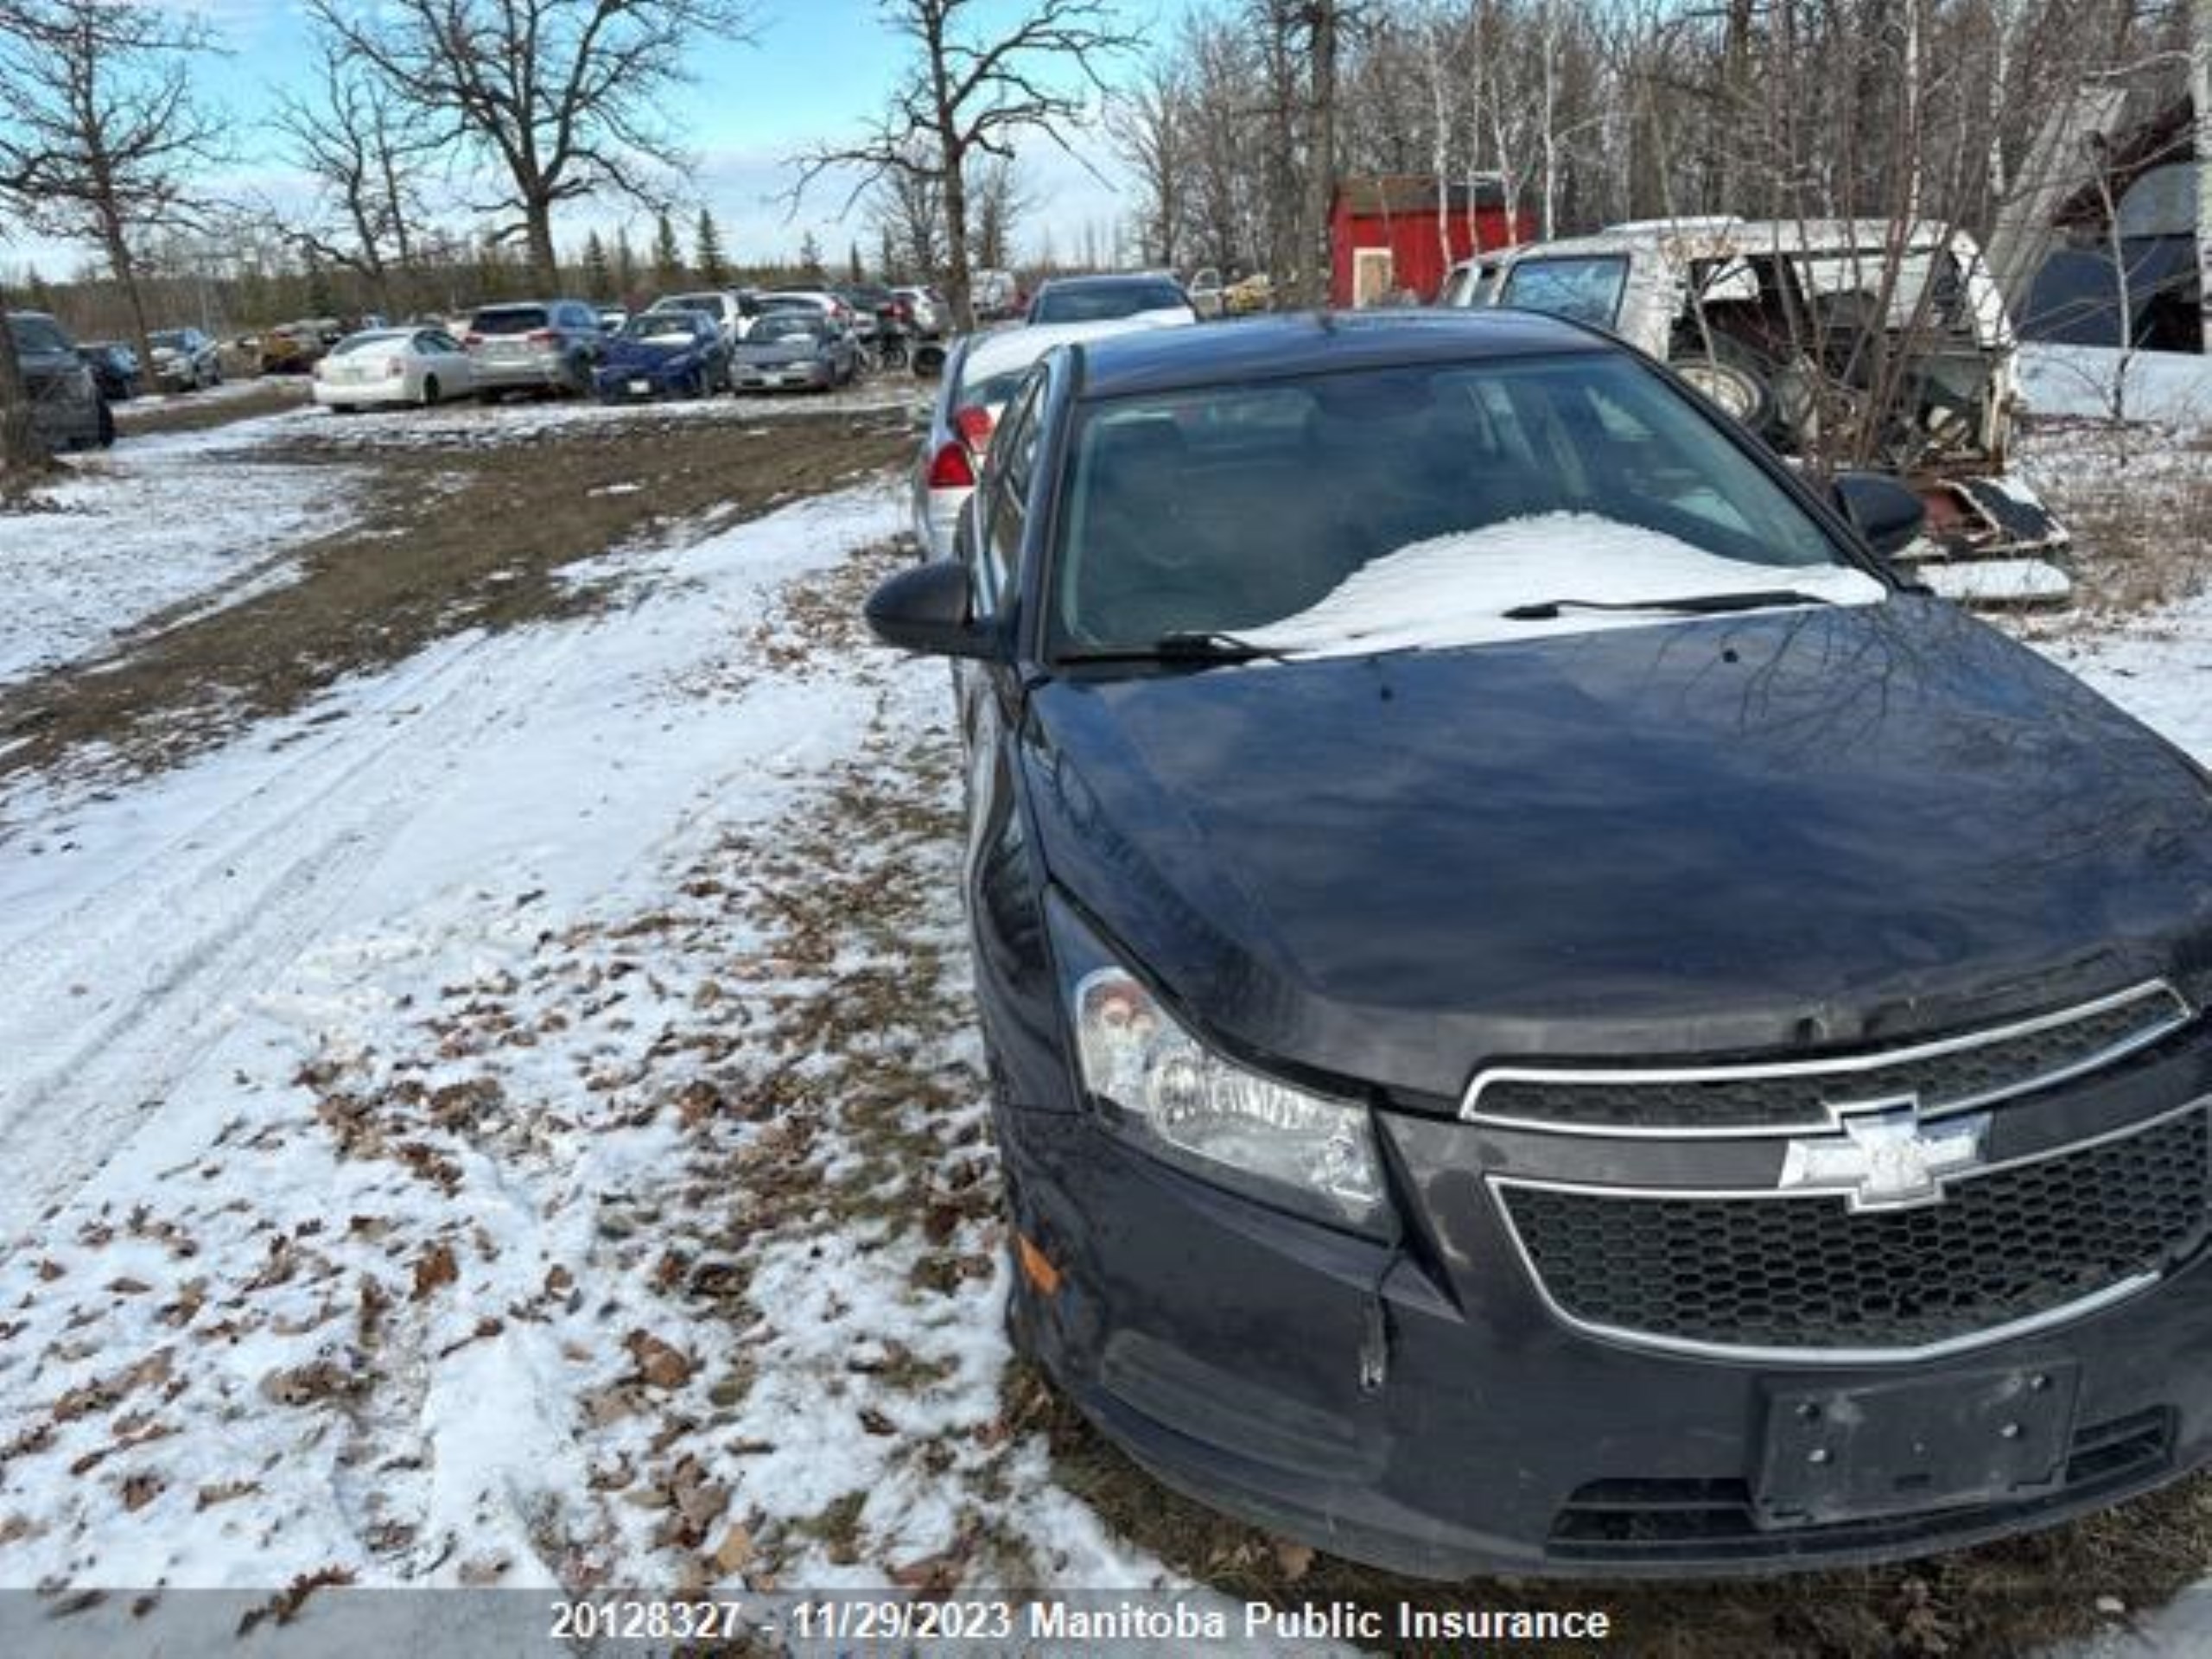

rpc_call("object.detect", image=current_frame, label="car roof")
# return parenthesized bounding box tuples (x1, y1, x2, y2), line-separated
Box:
(1499, 219, 1976, 263)
(957, 315, 1196, 389)
(1035, 273, 1179, 290)
(1065, 308, 1609, 399)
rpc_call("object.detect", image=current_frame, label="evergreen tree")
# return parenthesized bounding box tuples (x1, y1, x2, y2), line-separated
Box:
(613, 227, 639, 302)
(694, 208, 728, 287)
(23, 267, 54, 313)
(582, 231, 613, 300)
(304, 249, 336, 317)
(652, 210, 684, 289)
(798, 231, 823, 282)
(847, 241, 863, 283)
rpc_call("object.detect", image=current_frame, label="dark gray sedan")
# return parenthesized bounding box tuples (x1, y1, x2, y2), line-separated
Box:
(729, 314, 858, 393)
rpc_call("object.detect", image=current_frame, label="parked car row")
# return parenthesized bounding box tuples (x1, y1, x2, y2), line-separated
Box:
(299, 288, 913, 414)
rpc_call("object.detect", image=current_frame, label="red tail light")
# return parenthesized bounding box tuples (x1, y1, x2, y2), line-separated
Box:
(525, 328, 558, 345)
(952, 404, 995, 453)
(463, 333, 484, 347)
(926, 441, 975, 490)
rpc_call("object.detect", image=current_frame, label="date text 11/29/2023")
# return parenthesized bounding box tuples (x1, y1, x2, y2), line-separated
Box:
(546, 1597, 1618, 1645)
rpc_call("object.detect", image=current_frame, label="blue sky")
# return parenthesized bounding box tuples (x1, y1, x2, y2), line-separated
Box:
(7, 0, 1165, 274)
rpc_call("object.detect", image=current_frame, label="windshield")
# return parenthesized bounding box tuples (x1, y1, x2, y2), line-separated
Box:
(626, 313, 702, 341)
(1498, 257, 1630, 328)
(334, 331, 407, 355)
(1049, 353, 1877, 658)
(149, 330, 190, 351)
(750, 317, 826, 344)
(9, 317, 71, 354)
(1031, 281, 1188, 323)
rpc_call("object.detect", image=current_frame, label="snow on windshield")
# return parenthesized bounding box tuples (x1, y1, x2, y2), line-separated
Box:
(1239, 512, 1887, 659)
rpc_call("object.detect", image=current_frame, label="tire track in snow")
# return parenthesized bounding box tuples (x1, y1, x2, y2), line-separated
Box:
(0, 620, 597, 1242)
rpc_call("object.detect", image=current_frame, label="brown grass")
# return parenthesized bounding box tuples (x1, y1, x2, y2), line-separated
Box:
(0, 410, 912, 787)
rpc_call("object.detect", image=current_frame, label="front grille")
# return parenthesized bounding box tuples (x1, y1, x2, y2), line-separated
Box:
(1548, 1409, 2172, 1563)
(1468, 982, 2190, 1133)
(1499, 1108, 2209, 1354)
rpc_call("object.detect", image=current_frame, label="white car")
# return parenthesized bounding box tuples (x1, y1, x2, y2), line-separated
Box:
(313, 327, 477, 410)
(646, 289, 754, 345)
(755, 289, 856, 335)
(912, 313, 1196, 560)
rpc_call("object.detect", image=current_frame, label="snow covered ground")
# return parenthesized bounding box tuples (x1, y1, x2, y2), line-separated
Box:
(0, 444, 1161, 1596)
(2019, 342, 2212, 430)
(0, 420, 358, 690)
(5, 387, 2212, 1646)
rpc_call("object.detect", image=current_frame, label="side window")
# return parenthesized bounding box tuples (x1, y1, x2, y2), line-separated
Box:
(977, 373, 1046, 613)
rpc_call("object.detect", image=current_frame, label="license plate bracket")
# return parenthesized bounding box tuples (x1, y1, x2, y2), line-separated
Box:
(1756, 1363, 2080, 1528)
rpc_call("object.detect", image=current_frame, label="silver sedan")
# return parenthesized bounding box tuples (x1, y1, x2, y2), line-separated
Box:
(313, 327, 478, 410)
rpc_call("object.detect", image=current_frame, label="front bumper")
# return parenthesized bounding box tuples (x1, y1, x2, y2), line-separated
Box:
(1001, 1059, 2212, 1580)
(593, 370, 690, 402)
(734, 361, 830, 391)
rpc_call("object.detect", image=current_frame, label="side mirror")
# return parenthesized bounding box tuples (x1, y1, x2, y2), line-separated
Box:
(1832, 472, 1927, 558)
(864, 560, 1001, 660)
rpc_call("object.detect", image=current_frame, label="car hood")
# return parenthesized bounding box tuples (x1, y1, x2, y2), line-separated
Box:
(1023, 597, 2212, 1100)
(603, 338, 699, 368)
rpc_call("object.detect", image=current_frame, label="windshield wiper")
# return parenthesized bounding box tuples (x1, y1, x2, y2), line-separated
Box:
(1060, 630, 1290, 666)
(1502, 589, 1838, 621)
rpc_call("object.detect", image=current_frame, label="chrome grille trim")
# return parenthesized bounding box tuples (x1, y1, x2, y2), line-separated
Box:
(1490, 1097, 2209, 1365)
(1461, 979, 2192, 1138)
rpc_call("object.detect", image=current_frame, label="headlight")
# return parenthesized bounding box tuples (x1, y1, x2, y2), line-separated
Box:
(1051, 898, 1390, 1235)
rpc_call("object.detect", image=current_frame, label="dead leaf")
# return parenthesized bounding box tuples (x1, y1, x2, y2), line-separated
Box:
(258, 1358, 365, 1408)
(624, 1330, 694, 1390)
(1272, 1538, 1316, 1581)
(456, 1555, 510, 1586)
(411, 1243, 458, 1301)
(237, 1567, 356, 1635)
(858, 1407, 896, 1437)
(196, 1481, 259, 1510)
(120, 1471, 164, 1512)
(710, 1524, 753, 1575)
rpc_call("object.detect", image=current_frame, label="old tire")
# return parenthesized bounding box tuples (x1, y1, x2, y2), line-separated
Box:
(1674, 351, 1775, 432)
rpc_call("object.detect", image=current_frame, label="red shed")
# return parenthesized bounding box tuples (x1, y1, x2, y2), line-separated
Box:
(1329, 175, 1532, 308)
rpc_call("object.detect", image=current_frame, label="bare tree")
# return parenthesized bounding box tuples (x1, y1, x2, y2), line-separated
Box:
(968, 155, 1033, 270)
(1108, 57, 1190, 269)
(791, 0, 1135, 332)
(867, 143, 948, 281)
(310, 0, 758, 289)
(0, 0, 226, 380)
(269, 27, 438, 315)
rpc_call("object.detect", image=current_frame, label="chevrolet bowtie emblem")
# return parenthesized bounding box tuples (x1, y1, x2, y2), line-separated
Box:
(1778, 1096, 1989, 1211)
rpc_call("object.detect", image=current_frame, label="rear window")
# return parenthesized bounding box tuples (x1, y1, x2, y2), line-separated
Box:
(1030, 282, 1188, 323)
(8, 316, 72, 354)
(470, 307, 549, 334)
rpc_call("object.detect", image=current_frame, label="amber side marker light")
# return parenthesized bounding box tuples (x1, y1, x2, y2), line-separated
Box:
(1015, 1231, 1062, 1297)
